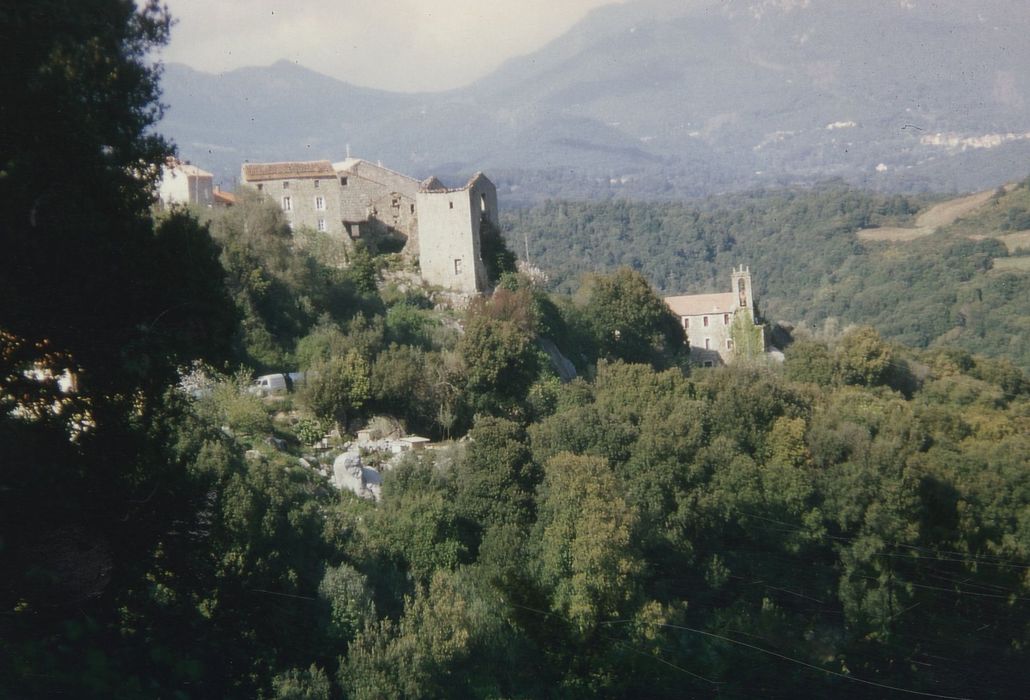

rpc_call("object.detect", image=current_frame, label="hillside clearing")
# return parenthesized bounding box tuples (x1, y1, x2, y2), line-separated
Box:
(857, 226, 934, 242)
(997, 230, 1030, 253)
(856, 186, 1013, 243)
(991, 256, 1030, 272)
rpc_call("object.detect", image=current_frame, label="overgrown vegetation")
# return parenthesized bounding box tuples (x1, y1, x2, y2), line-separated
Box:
(2, 4, 1028, 699)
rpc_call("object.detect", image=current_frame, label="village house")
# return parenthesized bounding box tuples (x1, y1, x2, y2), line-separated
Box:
(240, 160, 344, 237)
(332, 158, 421, 246)
(665, 266, 766, 366)
(158, 157, 214, 208)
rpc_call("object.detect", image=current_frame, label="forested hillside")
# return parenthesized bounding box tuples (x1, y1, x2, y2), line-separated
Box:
(3, 3, 1029, 699)
(504, 181, 1030, 370)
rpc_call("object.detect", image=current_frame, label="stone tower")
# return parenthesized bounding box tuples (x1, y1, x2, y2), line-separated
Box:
(731, 265, 754, 314)
(415, 172, 494, 294)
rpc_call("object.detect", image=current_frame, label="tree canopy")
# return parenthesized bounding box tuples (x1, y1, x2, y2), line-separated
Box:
(2, 3, 1028, 697)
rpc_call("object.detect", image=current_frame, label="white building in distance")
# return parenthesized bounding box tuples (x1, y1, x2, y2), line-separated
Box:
(158, 158, 213, 208)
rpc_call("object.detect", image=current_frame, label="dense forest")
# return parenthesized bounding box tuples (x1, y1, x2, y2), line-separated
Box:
(504, 184, 1030, 371)
(2, 3, 1029, 699)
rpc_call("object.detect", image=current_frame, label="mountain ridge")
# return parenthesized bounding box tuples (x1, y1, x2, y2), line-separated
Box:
(159, 0, 1030, 199)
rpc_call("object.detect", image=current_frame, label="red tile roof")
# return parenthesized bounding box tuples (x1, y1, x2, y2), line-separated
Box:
(242, 160, 335, 181)
(665, 292, 738, 316)
(213, 190, 236, 205)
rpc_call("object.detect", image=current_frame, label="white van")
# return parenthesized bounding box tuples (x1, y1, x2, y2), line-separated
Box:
(248, 373, 289, 396)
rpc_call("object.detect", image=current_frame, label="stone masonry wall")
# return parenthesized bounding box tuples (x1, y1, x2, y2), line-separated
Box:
(416, 179, 492, 294)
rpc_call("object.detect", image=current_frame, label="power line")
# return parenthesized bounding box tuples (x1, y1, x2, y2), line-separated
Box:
(601, 618, 973, 700)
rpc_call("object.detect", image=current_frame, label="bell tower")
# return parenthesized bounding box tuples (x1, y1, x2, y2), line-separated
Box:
(731, 265, 754, 314)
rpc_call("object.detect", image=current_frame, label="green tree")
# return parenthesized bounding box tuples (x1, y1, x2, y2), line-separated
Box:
(479, 218, 518, 285)
(197, 371, 272, 436)
(784, 338, 835, 385)
(295, 321, 349, 371)
(453, 416, 538, 530)
(533, 452, 641, 636)
(578, 268, 687, 369)
(303, 350, 371, 431)
(341, 570, 494, 700)
(835, 326, 893, 387)
(368, 344, 434, 433)
(318, 563, 375, 646)
(459, 291, 541, 413)
(0, 2, 256, 695)
(268, 665, 331, 700)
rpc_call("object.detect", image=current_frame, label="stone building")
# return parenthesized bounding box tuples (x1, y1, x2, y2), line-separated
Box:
(665, 266, 765, 366)
(332, 158, 420, 247)
(415, 173, 495, 294)
(240, 155, 497, 294)
(158, 157, 213, 207)
(240, 160, 344, 237)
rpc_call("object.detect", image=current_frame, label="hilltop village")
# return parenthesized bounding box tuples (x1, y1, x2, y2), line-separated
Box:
(159, 156, 767, 363)
(161, 156, 495, 295)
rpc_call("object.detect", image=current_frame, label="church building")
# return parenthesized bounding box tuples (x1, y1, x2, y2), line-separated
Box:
(664, 266, 765, 366)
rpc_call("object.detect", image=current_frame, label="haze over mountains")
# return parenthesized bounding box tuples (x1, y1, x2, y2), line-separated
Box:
(161, 0, 1030, 201)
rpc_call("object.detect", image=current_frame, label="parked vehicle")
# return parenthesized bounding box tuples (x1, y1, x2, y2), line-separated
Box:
(248, 373, 288, 395)
(248, 372, 307, 396)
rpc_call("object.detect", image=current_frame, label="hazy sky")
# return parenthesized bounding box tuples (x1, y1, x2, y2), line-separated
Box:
(159, 0, 625, 92)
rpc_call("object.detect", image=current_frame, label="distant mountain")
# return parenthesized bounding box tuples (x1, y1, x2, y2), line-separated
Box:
(160, 0, 1030, 200)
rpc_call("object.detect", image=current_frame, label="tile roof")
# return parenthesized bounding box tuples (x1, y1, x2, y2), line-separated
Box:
(665, 292, 739, 317)
(213, 190, 236, 205)
(333, 158, 419, 191)
(242, 160, 335, 181)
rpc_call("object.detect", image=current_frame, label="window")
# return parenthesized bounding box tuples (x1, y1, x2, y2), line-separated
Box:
(703, 316, 709, 327)
(281, 196, 292, 211)
(392, 198, 399, 208)
(703, 361, 714, 368)
(682, 317, 689, 329)
(724, 313, 730, 325)
(315, 196, 325, 210)
(256, 183, 263, 191)
(454, 259, 463, 275)
(410, 204, 415, 214)
(313, 179, 319, 188)
(317, 218, 326, 232)
(481, 193, 488, 212)
(449, 201, 454, 209)
(726, 339, 734, 350)
(704, 338, 710, 350)
(738, 278, 747, 307)
(340, 176, 348, 186)
(282, 180, 289, 189)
